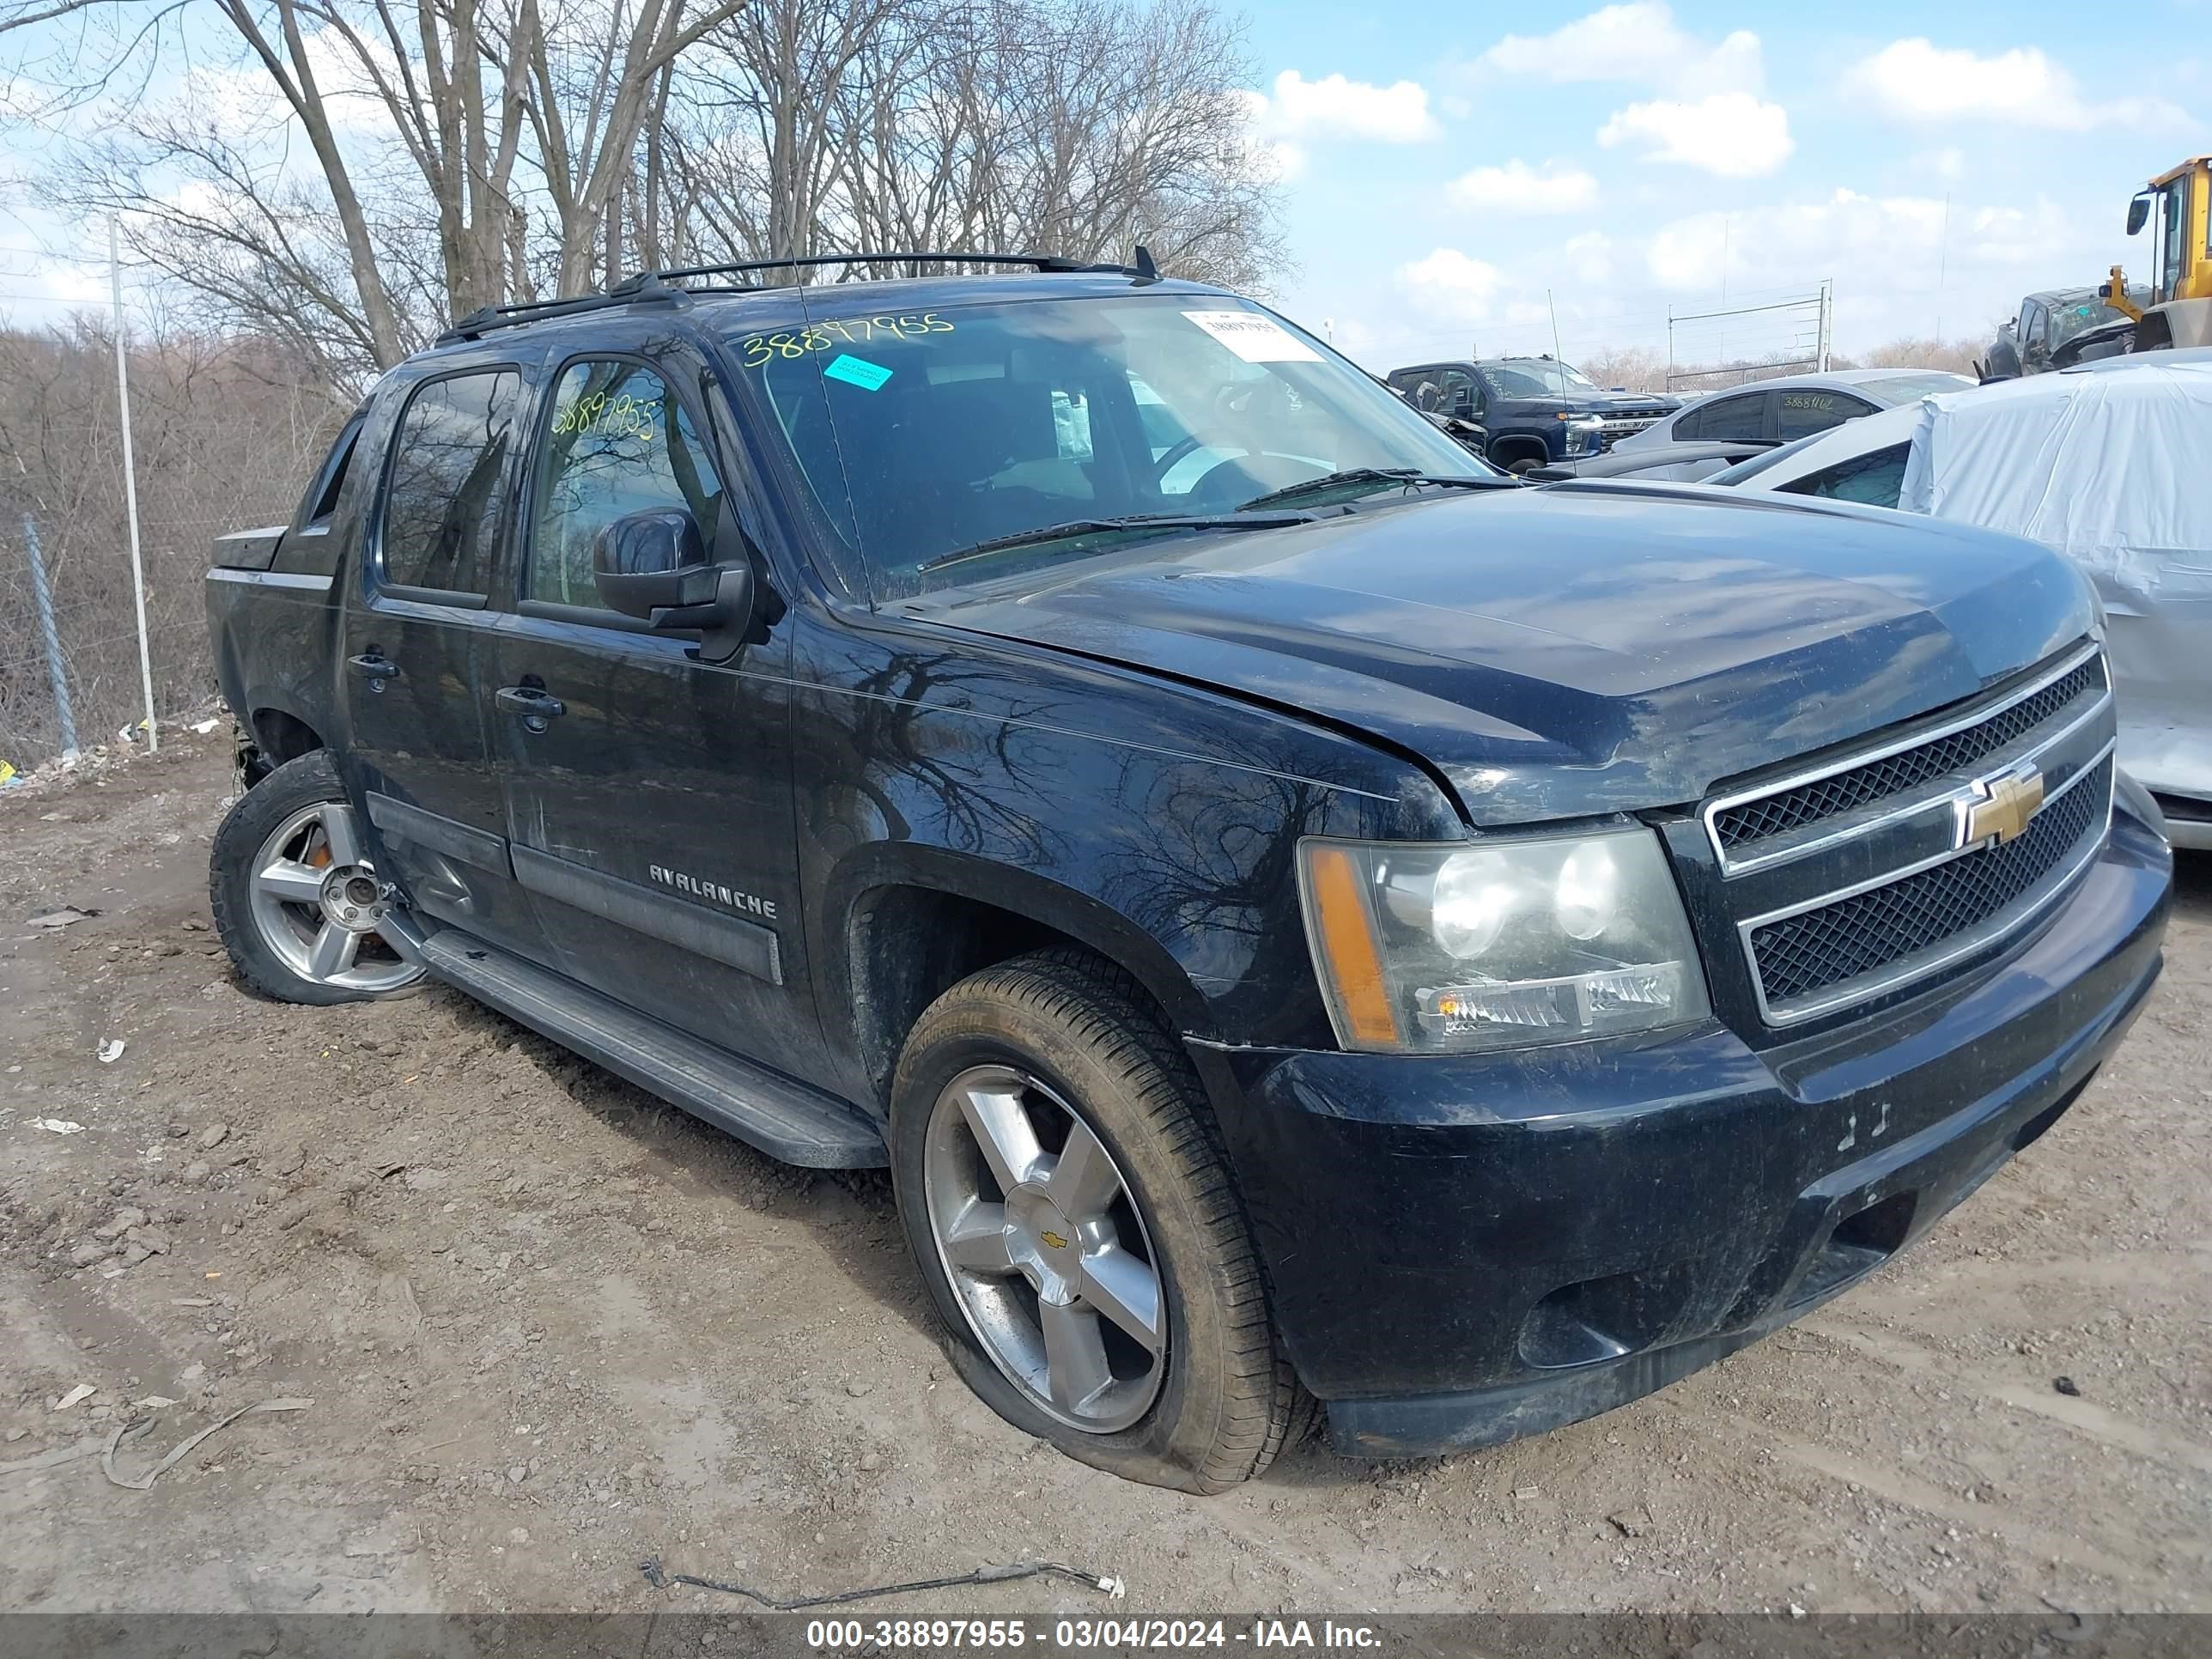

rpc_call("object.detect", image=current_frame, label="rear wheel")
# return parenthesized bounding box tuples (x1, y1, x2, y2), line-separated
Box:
(890, 949, 1303, 1491)
(210, 750, 423, 1005)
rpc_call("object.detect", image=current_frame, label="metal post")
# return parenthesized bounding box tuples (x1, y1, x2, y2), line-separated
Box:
(21, 514, 79, 759)
(109, 217, 158, 752)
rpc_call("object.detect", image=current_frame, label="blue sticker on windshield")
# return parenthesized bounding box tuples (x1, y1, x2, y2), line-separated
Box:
(823, 354, 892, 392)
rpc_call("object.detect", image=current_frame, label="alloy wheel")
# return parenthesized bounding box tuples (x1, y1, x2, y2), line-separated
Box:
(246, 799, 422, 996)
(922, 1064, 1167, 1432)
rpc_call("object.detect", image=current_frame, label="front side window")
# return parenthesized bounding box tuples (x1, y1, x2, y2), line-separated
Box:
(1778, 442, 1910, 507)
(737, 295, 1484, 599)
(379, 369, 523, 595)
(1777, 390, 1875, 442)
(526, 359, 725, 609)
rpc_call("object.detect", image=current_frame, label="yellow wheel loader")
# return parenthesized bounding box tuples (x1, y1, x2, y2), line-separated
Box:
(2100, 155, 2212, 351)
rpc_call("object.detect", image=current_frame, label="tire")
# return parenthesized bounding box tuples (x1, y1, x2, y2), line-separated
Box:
(209, 750, 425, 1006)
(1505, 456, 1542, 476)
(889, 948, 1304, 1492)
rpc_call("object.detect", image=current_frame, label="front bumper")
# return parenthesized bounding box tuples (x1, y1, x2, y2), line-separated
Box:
(1192, 809, 2171, 1456)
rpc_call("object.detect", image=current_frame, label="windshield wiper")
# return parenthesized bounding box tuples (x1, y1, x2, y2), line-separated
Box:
(915, 511, 1316, 575)
(1234, 468, 1514, 512)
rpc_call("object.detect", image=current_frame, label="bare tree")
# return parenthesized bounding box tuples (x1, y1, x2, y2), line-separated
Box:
(657, 0, 1281, 283)
(9, 0, 1282, 352)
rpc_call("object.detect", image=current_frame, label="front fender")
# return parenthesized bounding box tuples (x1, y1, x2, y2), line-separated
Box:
(787, 607, 1459, 1101)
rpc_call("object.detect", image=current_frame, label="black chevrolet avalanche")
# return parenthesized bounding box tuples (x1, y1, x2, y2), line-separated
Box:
(204, 256, 2172, 1492)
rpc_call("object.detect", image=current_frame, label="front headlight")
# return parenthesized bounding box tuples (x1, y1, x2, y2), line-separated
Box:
(1297, 829, 1711, 1054)
(1559, 414, 1605, 453)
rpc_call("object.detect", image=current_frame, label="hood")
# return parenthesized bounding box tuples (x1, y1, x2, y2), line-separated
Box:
(917, 485, 2094, 823)
(1493, 391, 1678, 419)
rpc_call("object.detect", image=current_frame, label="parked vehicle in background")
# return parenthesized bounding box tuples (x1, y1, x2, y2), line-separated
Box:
(2100, 155, 2212, 353)
(1383, 356, 1678, 473)
(200, 252, 2170, 1492)
(1422, 408, 1491, 460)
(1711, 352, 2212, 848)
(1980, 287, 2141, 380)
(1612, 368, 1973, 454)
(1524, 438, 1767, 483)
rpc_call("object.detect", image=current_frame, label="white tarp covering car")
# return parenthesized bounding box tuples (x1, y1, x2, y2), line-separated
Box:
(1712, 355, 2212, 847)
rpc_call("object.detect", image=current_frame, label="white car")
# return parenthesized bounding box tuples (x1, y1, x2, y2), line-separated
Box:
(1710, 352, 2212, 847)
(1609, 368, 1974, 454)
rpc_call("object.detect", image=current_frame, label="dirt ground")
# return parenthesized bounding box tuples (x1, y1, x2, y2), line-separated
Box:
(2, 729, 2207, 1621)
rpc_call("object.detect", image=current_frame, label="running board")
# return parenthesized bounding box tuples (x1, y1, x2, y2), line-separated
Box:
(411, 927, 887, 1169)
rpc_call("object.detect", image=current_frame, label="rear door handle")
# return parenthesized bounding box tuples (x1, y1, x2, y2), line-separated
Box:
(495, 685, 567, 720)
(348, 653, 399, 681)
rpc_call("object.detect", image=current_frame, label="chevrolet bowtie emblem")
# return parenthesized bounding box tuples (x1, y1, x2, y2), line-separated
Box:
(1962, 764, 2046, 848)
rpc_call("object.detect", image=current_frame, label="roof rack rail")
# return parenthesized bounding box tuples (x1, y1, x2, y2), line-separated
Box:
(436, 273, 689, 344)
(621, 246, 1163, 290)
(433, 246, 1162, 345)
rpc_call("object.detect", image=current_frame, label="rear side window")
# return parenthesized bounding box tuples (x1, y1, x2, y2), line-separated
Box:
(1685, 392, 1766, 443)
(295, 410, 366, 527)
(378, 369, 524, 595)
(526, 359, 726, 609)
(1777, 390, 1875, 442)
(1778, 442, 1911, 507)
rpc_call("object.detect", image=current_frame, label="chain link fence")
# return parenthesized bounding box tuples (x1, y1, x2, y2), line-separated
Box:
(1, 323, 344, 774)
(1, 517, 247, 767)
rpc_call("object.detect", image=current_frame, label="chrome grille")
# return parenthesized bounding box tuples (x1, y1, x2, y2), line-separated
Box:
(1591, 415, 1665, 453)
(1749, 755, 2111, 1006)
(1700, 641, 2116, 1025)
(1715, 655, 2104, 851)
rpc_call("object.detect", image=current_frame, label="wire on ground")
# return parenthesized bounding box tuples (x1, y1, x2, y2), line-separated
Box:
(640, 1557, 1127, 1608)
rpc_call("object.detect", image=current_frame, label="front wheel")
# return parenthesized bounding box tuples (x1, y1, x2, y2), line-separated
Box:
(890, 949, 1304, 1492)
(209, 750, 424, 1005)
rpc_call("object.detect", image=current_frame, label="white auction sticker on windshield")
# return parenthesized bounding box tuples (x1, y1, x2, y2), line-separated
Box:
(1182, 310, 1322, 363)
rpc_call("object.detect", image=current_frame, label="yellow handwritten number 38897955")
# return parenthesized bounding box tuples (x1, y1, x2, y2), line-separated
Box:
(738, 313, 953, 368)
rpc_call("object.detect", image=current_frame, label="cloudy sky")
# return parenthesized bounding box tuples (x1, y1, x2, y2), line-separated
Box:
(1248, 0, 2207, 372)
(1, 0, 2204, 374)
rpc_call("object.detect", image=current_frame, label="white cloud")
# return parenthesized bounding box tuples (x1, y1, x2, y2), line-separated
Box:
(1598, 93, 1792, 178)
(1243, 69, 1441, 146)
(1563, 231, 1613, 286)
(1448, 160, 1599, 214)
(1475, 3, 1765, 96)
(1845, 40, 2187, 131)
(1912, 146, 1968, 184)
(1644, 188, 2074, 295)
(1396, 248, 1508, 320)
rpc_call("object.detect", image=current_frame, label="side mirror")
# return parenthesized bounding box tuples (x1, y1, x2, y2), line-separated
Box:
(1450, 390, 1476, 417)
(592, 507, 757, 664)
(593, 509, 712, 617)
(2125, 193, 2150, 237)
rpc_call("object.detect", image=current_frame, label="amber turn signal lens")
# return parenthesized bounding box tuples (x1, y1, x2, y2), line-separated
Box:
(1302, 843, 1400, 1049)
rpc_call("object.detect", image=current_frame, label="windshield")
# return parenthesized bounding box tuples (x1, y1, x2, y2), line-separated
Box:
(2046, 301, 2124, 349)
(1478, 359, 1598, 398)
(733, 294, 1487, 598)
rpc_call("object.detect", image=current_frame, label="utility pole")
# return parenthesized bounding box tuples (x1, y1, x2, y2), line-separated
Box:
(109, 216, 157, 753)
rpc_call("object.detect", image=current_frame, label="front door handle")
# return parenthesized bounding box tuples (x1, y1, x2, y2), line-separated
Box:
(495, 684, 567, 720)
(349, 652, 399, 682)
